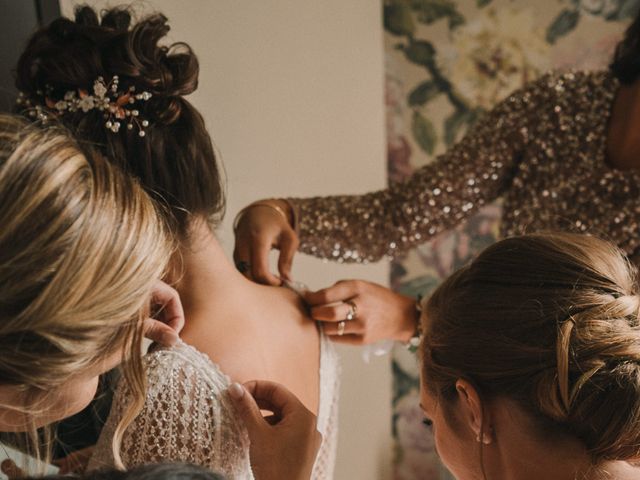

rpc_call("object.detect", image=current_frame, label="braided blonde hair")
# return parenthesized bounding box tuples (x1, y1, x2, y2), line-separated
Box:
(0, 114, 170, 467)
(423, 232, 640, 464)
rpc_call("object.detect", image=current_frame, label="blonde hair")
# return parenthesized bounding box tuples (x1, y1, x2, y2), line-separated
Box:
(0, 114, 170, 467)
(423, 232, 640, 464)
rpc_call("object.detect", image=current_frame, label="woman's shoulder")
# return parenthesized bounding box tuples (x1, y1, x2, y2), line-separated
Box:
(97, 342, 248, 468)
(485, 69, 617, 133)
(143, 340, 233, 394)
(90, 341, 251, 474)
(522, 69, 617, 100)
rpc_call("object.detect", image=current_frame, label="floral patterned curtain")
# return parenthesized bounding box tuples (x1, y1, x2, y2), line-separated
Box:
(384, 1, 640, 478)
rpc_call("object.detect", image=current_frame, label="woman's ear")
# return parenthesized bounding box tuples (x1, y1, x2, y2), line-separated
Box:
(455, 379, 493, 444)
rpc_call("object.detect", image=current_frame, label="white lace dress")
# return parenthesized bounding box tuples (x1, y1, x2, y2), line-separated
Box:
(88, 334, 340, 479)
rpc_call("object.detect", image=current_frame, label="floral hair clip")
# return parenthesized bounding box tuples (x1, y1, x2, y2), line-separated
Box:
(17, 76, 153, 137)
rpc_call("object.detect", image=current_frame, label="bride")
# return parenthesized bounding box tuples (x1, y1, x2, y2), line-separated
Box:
(15, 6, 339, 479)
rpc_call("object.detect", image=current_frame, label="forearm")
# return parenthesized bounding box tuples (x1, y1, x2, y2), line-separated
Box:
(288, 160, 503, 264)
(286, 74, 555, 265)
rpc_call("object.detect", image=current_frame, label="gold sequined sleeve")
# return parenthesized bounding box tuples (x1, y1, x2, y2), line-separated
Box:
(289, 74, 556, 263)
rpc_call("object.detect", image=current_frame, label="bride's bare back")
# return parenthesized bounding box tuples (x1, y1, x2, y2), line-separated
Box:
(180, 277, 322, 414)
(89, 224, 340, 479)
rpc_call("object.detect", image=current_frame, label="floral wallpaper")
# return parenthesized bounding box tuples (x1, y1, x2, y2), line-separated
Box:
(384, 0, 640, 478)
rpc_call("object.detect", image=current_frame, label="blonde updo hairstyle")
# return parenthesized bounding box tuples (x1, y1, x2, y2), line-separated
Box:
(422, 232, 640, 467)
(0, 114, 170, 467)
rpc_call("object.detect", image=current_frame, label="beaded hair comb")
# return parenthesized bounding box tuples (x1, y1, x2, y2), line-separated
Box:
(16, 75, 152, 137)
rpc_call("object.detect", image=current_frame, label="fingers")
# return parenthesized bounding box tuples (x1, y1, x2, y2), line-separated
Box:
(233, 242, 252, 278)
(241, 380, 306, 420)
(1, 459, 25, 479)
(310, 301, 357, 322)
(233, 201, 296, 286)
(250, 239, 281, 286)
(304, 281, 364, 337)
(143, 318, 179, 346)
(304, 280, 360, 306)
(277, 232, 299, 282)
(149, 280, 185, 333)
(322, 320, 364, 336)
(327, 334, 365, 346)
(228, 383, 266, 437)
(234, 241, 281, 286)
(232, 379, 321, 480)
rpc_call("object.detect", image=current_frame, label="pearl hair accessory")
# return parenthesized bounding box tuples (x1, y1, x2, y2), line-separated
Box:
(16, 76, 152, 137)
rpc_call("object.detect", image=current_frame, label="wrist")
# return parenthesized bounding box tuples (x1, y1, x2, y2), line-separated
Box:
(233, 198, 294, 232)
(270, 198, 295, 229)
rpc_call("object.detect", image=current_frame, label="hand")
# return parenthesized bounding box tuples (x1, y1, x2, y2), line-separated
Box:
(143, 280, 185, 346)
(1, 459, 24, 479)
(304, 280, 418, 345)
(228, 380, 321, 480)
(233, 199, 299, 286)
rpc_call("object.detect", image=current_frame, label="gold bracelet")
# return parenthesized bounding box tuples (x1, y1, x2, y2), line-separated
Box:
(233, 201, 290, 232)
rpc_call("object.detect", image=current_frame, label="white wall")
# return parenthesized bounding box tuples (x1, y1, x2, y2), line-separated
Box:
(60, 2, 391, 478)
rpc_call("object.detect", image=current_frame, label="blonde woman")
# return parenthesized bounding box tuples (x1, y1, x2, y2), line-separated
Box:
(0, 115, 321, 480)
(418, 233, 640, 480)
(0, 113, 171, 467)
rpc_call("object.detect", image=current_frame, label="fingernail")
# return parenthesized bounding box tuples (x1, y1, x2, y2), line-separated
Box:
(228, 382, 245, 400)
(162, 331, 178, 346)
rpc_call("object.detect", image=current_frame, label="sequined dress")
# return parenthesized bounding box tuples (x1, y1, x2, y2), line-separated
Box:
(88, 338, 340, 479)
(291, 71, 640, 264)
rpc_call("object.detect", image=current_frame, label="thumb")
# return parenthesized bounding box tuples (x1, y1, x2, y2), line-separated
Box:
(228, 382, 265, 437)
(277, 232, 299, 281)
(143, 318, 179, 346)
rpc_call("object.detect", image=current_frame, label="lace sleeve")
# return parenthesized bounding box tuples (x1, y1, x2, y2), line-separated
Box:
(289, 73, 559, 263)
(88, 345, 253, 479)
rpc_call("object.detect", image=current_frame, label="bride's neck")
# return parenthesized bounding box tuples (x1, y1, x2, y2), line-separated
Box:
(170, 220, 257, 317)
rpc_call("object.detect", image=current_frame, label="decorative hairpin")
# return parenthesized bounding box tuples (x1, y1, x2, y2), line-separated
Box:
(16, 76, 152, 137)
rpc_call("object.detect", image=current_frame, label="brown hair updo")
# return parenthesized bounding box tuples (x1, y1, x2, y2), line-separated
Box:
(422, 233, 640, 464)
(15, 5, 224, 240)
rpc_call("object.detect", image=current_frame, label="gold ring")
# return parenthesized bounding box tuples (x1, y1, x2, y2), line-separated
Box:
(337, 320, 346, 336)
(345, 300, 357, 321)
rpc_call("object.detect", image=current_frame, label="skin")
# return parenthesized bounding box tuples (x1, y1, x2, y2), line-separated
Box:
(419, 380, 640, 480)
(606, 78, 640, 171)
(420, 318, 640, 480)
(234, 78, 640, 345)
(2, 380, 322, 480)
(229, 380, 322, 480)
(172, 220, 322, 414)
(420, 379, 640, 480)
(233, 202, 418, 345)
(302, 279, 418, 344)
(418, 305, 640, 480)
(0, 281, 183, 432)
(0, 350, 122, 432)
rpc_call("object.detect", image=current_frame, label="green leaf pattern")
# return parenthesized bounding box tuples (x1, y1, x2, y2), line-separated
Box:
(408, 81, 441, 106)
(546, 8, 581, 43)
(411, 111, 437, 155)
